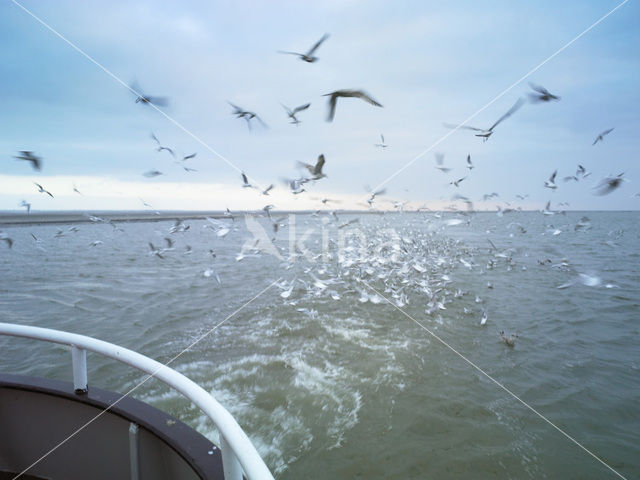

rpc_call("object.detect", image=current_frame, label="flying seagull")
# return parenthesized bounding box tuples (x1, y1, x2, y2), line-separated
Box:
(366, 188, 386, 207)
(592, 128, 614, 146)
(150, 133, 175, 158)
(131, 82, 168, 107)
(143, 170, 163, 178)
(281, 103, 311, 125)
(20, 200, 31, 214)
(14, 151, 42, 171)
(261, 184, 274, 196)
(450, 177, 466, 187)
(375, 134, 388, 149)
(229, 102, 268, 130)
(278, 33, 329, 63)
(444, 97, 524, 141)
(544, 170, 558, 190)
(466, 154, 474, 170)
(527, 82, 560, 103)
(593, 173, 626, 196)
(323, 89, 383, 122)
(298, 154, 326, 180)
(34, 182, 53, 197)
(434, 153, 451, 173)
(241, 172, 254, 188)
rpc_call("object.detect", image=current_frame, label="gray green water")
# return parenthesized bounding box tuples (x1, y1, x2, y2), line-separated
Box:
(1, 211, 638, 479)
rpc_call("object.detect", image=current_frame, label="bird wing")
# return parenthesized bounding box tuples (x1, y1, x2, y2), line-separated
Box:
(242, 173, 249, 184)
(314, 154, 325, 175)
(297, 161, 315, 175)
(443, 122, 485, 132)
(603, 127, 614, 136)
(550, 170, 557, 182)
(292, 103, 311, 114)
(488, 97, 524, 131)
(146, 96, 168, 107)
(381, 134, 385, 143)
(277, 50, 302, 57)
(306, 33, 329, 56)
(528, 82, 549, 95)
(228, 102, 243, 114)
(351, 90, 382, 107)
(326, 94, 338, 121)
(183, 153, 197, 160)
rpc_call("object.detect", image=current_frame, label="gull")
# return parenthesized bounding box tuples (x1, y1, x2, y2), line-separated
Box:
(182, 166, 197, 172)
(544, 170, 557, 190)
(375, 134, 388, 149)
(261, 184, 274, 195)
(262, 204, 274, 218)
(0, 232, 13, 248)
(592, 128, 614, 145)
(224, 208, 235, 221)
(150, 133, 175, 158)
(278, 33, 329, 63)
(466, 154, 474, 170)
(181, 152, 197, 161)
(19, 200, 31, 214)
(444, 97, 524, 141)
(499, 331, 516, 347)
(516, 194, 529, 200)
(434, 153, 451, 173)
(143, 170, 163, 178)
(90, 240, 103, 247)
(450, 177, 466, 188)
(34, 182, 53, 198)
(282, 177, 308, 195)
(148, 242, 165, 259)
(14, 151, 42, 170)
(229, 102, 267, 130)
(131, 82, 168, 107)
(281, 103, 311, 125)
(480, 311, 487, 326)
(241, 172, 254, 188)
(169, 219, 189, 233)
(593, 173, 626, 196)
(563, 174, 578, 182)
(323, 89, 382, 122)
(576, 164, 591, 179)
(366, 188, 386, 207)
(542, 201, 555, 216)
(298, 154, 326, 180)
(527, 82, 560, 103)
(72, 183, 83, 195)
(482, 192, 499, 201)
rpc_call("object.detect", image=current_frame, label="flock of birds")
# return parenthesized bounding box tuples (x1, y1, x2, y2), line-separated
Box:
(4, 32, 635, 349)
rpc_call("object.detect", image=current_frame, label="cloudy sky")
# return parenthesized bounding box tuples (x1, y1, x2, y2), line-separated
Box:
(1, 0, 638, 212)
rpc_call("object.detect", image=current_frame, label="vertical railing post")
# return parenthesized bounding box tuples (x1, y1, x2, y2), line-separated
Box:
(129, 423, 140, 480)
(71, 346, 88, 394)
(220, 435, 242, 480)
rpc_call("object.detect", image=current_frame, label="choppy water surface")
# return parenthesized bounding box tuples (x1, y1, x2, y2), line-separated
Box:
(1, 211, 639, 479)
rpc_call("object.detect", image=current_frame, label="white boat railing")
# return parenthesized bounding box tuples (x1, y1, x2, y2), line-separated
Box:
(0, 322, 274, 480)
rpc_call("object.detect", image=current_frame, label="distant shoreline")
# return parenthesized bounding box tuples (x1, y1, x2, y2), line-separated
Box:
(0, 209, 635, 226)
(0, 209, 389, 226)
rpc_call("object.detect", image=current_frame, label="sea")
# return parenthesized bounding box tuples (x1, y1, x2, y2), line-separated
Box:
(1, 210, 638, 479)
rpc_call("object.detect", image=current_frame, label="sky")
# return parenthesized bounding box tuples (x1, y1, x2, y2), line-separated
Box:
(1, 0, 639, 212)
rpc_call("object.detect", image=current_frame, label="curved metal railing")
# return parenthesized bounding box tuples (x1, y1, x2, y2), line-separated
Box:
(0, 322, 274, 480)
